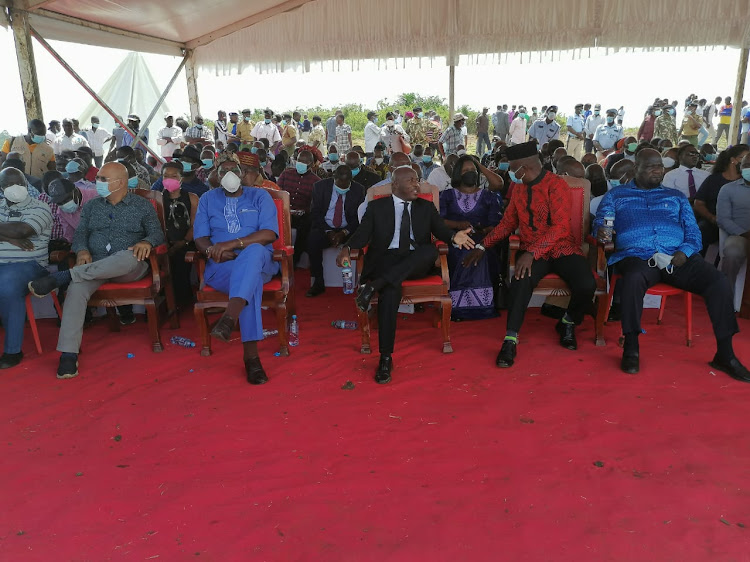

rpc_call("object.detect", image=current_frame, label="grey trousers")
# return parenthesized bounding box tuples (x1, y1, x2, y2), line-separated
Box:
(57, 250, 148, 353)
(721, 235, 748, 299)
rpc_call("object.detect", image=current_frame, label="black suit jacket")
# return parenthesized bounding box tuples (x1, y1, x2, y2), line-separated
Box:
(310, 178, 366, 233)
(347, 196, 454, 279)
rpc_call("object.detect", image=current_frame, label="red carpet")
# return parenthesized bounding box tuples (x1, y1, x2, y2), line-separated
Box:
(2, 272, 750, 561)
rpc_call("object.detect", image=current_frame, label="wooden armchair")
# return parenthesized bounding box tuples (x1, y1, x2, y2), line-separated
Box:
(507, 178, 610, 346)
(350, 183, 453, 354)
(187, 187, 295, 357)
(85, 189, 178, 352)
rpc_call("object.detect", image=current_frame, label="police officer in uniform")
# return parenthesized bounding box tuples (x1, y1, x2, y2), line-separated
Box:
(592, 108, 624, 160)
(566, 103, 586, 160)
(528, 105, 561, 145)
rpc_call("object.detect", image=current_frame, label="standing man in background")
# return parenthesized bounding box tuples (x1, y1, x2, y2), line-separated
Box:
(475, 107, 491, 156)
(566, 103, 586, 160)
(583, 104, 604, 154)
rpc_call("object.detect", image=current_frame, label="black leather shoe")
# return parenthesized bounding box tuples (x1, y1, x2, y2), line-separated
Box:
(496, 340, 517, 368)
(710, 355, 750, 383)
(374, 355, 392, 384)
(28, 275, 58, 298)
(607, 302, 622, 322)
(245, 357, 269, 385)
(356, 284, 376, 312)
(621, 353, 640, 374)
(306, 282, 325, 297)
(57, 354, 79, 379)
(540, 303, 566, 320)
(210, 314, 235, 343)
(555, 320, 577, 350)
(0, 352, 23, 369)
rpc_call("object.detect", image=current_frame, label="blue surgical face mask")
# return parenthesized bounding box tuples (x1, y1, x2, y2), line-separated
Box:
(264, 118, 271, 124)
(509, 169, 525, 184)
(296, 162, 308, 174)
(422, 155, 432, 164)
(606, 116, 615, 124)
(281, 120, 287, 126)
(329, 153, 339, 162)
(250, 147, 258, 154)
(31, 134, 46, 144)
(181, 161, 193, 173)
(60, 199, 78, 213)
(334, 185, 350, 195)
(351, 166, 360, 177)
(259, 159, 267, 166)
(96, 180, 111, 198)
(128, 176, 138, 188)
(742, 168, 750, 182)
(668, 108, 675, 116)
(418, 112, 424, 119)
(609, 179, 621, 189)
(202, 158, 214, 170)
(498, 162, 510, 171)
(65, 161, 81, 174)
(654, 109, 662, 117)
(594, 110, 600, 116)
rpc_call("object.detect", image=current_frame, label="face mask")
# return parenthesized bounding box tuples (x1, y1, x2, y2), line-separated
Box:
(418, 112, 424, 119)
(547, 112, 556, 120)
(244, 117, 252, 122)
(92, 124, 98, 130)
(264, 119, 271, 124)
(648, 252, 674, 274)
(498, 162, 510, 171)
(457, 149, 467, 156)
(202, 158, 214, 170)
(128, 176, 138, 188)
(196, 124, 203, 129)
(627, 142, 638, 153)
(509, 169, 525, 184)
(296, 162, 308, 174)
(334, 185, 350, 195)
(65, 161, 81, 174)
(3, 184, 29, 204)
(374, 157, 384, 165)
(162, 178, 181, 192)
(259, 159, 267, 167)
(422, 155, 432, 164)
(351, 166, 361, 177)
(31, 134, 46, 144)
(606, 116, 615, 124)
(594, 110, 600, 116)
(220, 171, 241, 193)
(518, 113, 527, 119)
(281, 120, 287, 127)
(60, 199, 78, 213)
(609, 179, 621, 189)
(386, 120, 395, 127)
(668, 108, 675, 115)
(461, 171, 478, 185)
(742, 168, 750, 182)
(654, 110, 662, 117)
(704, 153, 717, 162)
(329, 153, 339, 162)
(96, 180, 112, 198)
(662, 157, 676, 168)
(248, 147, 258, 155)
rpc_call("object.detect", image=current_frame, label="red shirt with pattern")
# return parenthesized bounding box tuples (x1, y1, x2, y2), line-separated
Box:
(483, 170, 582, 260)
(276, 168, 318, 213)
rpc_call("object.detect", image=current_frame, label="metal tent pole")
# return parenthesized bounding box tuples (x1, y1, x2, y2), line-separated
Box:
(728, 47, 749, 147)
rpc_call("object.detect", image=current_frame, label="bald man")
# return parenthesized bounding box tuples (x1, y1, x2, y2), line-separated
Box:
(29, 162, 164, 379)
(555, 156, 585, 179)
(337, 166, 474, 384)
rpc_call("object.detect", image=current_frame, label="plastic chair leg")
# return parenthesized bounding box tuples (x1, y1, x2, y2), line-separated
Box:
(25, 295, 43, 355)
(657, 295, 668, 325)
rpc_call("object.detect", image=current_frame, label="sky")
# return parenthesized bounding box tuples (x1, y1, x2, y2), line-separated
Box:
(1, 26, 749, 137)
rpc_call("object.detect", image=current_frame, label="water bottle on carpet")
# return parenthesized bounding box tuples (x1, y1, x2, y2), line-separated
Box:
(288, 315, 299, 347)
(342, 260, 354, 294)
(332, 320, 358, 330)
(170, 336, 196, 348)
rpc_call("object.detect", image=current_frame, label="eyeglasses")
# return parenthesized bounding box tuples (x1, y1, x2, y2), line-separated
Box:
(95, 176, 124, 182)
(217, 167, 241, 176)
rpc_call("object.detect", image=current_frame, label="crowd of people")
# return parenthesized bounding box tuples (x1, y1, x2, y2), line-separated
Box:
(1, 94, 750, 386)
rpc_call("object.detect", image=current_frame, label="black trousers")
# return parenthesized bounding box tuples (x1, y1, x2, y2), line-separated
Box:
(506, 253, 596, 333)
(292, 213, 311, 266)
(368, 245, 439, 355)
(307, 228, 347, 280)
(617, 255, 738, 340)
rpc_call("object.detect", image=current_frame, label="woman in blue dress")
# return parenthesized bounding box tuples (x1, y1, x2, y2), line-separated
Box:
(440, 155, 503, 320)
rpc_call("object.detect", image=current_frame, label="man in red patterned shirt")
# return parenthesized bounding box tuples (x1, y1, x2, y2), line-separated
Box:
(464, 141, 596, 367)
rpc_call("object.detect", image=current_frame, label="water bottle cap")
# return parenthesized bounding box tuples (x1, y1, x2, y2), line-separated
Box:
(292, 315, 297, 319)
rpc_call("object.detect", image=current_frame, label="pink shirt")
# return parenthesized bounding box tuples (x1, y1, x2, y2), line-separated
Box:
(57, 188, 99, 243)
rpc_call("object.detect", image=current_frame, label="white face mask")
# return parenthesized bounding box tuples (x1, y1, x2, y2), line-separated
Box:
(374, 157, 384, 165)
(386, 120, 395, 127)
(648, 252, 674, 274)
(662, 157, 676, 168)
(220, 171, 242, 193)
(3, 184, 29, 204)
(457, 149, 467, 156)
(548, 112, 557, 120)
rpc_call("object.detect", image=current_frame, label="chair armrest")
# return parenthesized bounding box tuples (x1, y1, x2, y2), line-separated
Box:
(508, 234, 521, 251)
(435, 240, 449, 255)
(585, 235, 614, 253)
(273, 249, 285, 262)
(147, 251, 162, 293)
(184, 250, 206, 282)
(154, 243, 168, 255)
(349, 248, 362, 261)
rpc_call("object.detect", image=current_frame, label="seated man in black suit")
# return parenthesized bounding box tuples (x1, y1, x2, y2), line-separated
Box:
(306, 166, 366, 296)
(337, 166, 474, 384)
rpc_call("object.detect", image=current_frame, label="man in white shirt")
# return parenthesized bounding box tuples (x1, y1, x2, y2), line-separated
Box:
(425, 153, 458, 192)
(592, 109, 624, 159)
(364, 111, 381, 157)
(84, 116, 112, 167)
(508, 111, 528, 145)
(704, 96, 721, 141)
(184, 116, 212, 145)
(157, 113, 183, 161)
(662, 144, 710, 200)
(583, 104, 605, 154)
(380, 111, 409, 155)
(46, 120, 60, 145)
(566, 103, 586, 160)
(251, 110, 282, 152)
(52, 118, 89, 156)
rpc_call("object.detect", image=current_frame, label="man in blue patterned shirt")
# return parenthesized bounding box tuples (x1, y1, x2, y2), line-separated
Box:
(594, 148, 748, 381)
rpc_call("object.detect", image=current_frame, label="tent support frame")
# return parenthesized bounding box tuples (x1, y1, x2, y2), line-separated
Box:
(186, 50, 201, 121)
(728, 47, 749, 146)
(9, 6, 44, 123)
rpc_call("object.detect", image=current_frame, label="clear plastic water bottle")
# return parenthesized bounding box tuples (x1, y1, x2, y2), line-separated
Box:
(332, 320, 358, 329)
(170, 336, 196, 348)
(342, 261, 354, 294)
(600, 216, 615, 242)
(288, 315, 299, 347)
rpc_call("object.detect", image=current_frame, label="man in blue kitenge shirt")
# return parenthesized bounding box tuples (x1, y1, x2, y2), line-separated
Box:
(594, 148, 748, 381)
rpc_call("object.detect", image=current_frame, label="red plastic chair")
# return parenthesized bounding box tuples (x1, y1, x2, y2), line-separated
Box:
(607, 275, 693, 347)
(25, 292, 63, 354)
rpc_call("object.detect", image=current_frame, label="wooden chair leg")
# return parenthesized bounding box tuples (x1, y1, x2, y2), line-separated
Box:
(164, 280, 179, 329)
(107, 307, 121, 332)
(604, 274, 618, 323)
(594, 293, 608, 347)
(195, 305, 212, 356)
(440, 295, 453, 353)
(358, 306, 371, 354)
(25, 295, 43, 355)
(685, 292, 693, 347)
(145, 301, 162, 352)
(276, 300, 290, 357)
(657, 295, 668, 325)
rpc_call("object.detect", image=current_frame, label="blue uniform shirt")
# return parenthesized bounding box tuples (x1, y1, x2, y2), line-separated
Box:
(528, 119, 560, 142)
(593, 181, 702, 265)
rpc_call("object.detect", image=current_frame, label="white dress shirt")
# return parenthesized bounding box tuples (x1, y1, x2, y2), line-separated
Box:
(251, 122, 282, 145)
(388, 194, 415, 250)
(157, 126, 183, 158)
(662, 165, 710, 198)
(52, 133, 89, 155)
(85, 127, 112, 157)
(364, 121, 381, 153)
(427, 165, 452, 191)
(584, 114, 605, 137)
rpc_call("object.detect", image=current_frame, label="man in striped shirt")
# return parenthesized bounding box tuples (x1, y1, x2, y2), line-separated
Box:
(0, 167, 53, 369)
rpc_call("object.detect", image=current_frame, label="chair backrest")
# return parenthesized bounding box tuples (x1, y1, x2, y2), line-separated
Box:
(134, 188, 166, 233)
(260, 187, 291, 250)
(562, 176, 591, 249)
(368, 181, 440, 211)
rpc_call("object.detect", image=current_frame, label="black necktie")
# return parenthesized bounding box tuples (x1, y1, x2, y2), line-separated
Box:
(399, 201, 411, 252)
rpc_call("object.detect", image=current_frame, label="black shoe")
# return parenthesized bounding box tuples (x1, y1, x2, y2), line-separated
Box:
(607, 302, 621, 322)
(709, 355, 750, 383)
(245, 357, 269, 385)
(28, 276, 58, 298)
(306, 282, 325, 297)
(57, 354, 79, 379)
(374, 355, 392, 384)
(496, 340, 517, 368)
(555, 320, 577, 350)
(118, 310, 137, 326)
(210, 314, 235, 343)
(0, 352, 23, 369)
(356, 283, 376, 312)
(621, 353, 640, 374)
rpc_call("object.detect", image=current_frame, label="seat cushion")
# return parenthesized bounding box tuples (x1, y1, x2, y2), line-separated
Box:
(201, 278, 282, 294)
(402, 275, 444, 287)
(97, 278, 152, 291)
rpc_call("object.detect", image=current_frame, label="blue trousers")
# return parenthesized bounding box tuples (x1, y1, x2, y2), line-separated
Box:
(0, 260, 47, 354)
(204, 245, 278, 342)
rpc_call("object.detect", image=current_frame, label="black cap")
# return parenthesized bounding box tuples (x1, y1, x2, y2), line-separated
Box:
(48, 178, 76, 205)
(180, 145, 202, 163)
(506, 141, 539, 161)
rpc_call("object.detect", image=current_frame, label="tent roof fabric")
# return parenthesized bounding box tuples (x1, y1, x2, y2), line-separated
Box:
(5, 0, 750, 72)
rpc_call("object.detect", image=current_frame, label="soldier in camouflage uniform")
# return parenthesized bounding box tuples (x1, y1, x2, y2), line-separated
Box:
(406, 107, 430, 146)
(653, 106, 678, 144)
